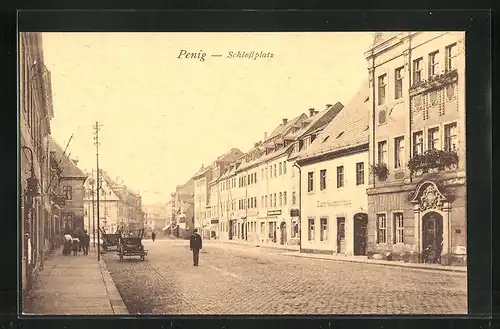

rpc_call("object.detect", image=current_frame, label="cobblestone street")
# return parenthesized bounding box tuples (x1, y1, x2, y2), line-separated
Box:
(104, 238, 467, 315)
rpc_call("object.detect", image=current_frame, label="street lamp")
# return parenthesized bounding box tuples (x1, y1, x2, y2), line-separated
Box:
(21, 146, 40, 290)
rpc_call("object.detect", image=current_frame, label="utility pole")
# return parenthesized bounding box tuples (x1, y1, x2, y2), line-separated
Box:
(93, 121, 102, 261)
(91, 170, 96, 248)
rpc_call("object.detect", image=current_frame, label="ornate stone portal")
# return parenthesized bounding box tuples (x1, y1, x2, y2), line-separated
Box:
(409, 180, 452, 263)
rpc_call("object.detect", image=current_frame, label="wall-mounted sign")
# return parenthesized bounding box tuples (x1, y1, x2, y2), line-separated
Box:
(211, 219, 219, 224)
(290, 209, 300, 217)
(267, 209, 282, 216)
(316, 200, 352, 208)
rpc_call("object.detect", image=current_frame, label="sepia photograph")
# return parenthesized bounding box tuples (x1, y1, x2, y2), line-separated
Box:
(19, 31, 467, 316)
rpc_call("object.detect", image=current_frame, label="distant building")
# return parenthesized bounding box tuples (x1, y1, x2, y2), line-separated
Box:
(143, 202, 170, 237)
(170, 178, 195, 239)
(365, 32, 466, 265)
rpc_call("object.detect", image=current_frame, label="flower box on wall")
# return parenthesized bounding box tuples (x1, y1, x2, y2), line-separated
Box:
(408, 149, 459, 176)
(409, 69, 459, 97)
(370, 163, 389, 181)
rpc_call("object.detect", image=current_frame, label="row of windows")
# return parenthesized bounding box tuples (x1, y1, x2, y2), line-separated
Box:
(307, 217, 338, 242)
(378, 42, 458, 106)
(377, 122, 458, 168)
(219, 161, 290, 192)
(307, 162, 365, 192)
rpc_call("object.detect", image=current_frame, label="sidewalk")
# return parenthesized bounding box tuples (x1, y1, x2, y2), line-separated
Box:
(208, 237, 301, 252)
(279, 251, 467, 273)
(22, 246, 129, 315)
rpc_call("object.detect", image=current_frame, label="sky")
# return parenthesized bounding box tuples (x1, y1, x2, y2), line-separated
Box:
(41, 32, 375, 205)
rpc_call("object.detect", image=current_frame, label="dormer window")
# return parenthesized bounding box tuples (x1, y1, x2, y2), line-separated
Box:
(322, 136, 330, 143)
(311, 134, 317, 143)
(336, 131, 344, 139)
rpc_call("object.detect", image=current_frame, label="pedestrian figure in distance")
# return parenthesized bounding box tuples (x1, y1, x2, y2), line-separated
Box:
(82, 230, 90, 256)
(63, 232, 73, 256)
(71, 233, 80, 256)
(190, 229, 202, 266)
(152, 231, 156, 242)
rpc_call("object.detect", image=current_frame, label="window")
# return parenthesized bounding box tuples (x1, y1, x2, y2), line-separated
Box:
(279, 192, 283, 206)
(395, 67, 404, 99)
(283, 161, 287, 174)
(444, 122, 458, 151)
(428, 127, 440, 150)
(261, 169, 264, 180)
(265, 167, 268, 179)
(307, 172, 314, 192)
(308, 218, 315, 241)
(320, 169, 327, 190)
(254, 197, 257, 208)
(413, 131, 424, 156)
(279, 162, 282, 175)
(445, 43, 458, 72)
(428, 51, 440, 77)
(394, 136, 405, 168)
(265, 195, 268, 207)
(274, 164, 277, 177)
(413, 58, 423, 84)
(320, 218, 328, 241)
(283, 192, 287, 206)
(336, 166, 344, 188)
(254, 172, 257, 183)
(378, 141, 387, 165)
(377, 214, 387, 244)
(63, 212, 73, 230)
(269, 194, 272, 207)
(273, 193, 277, 207)
(63, 186, 73, 200)
(356, 162, 365, 185)
(261, 196, 264, 208)
(378, 74, 387, 105)
(393, 213, 404, 244)
(292, 191, 296, 205)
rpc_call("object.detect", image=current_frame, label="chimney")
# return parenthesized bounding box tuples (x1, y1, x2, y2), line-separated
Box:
(309, 108, 315, 117)
(282, 118, 288, 125)
(325, 104, 333, 109)
(264, 132, 268, 140)
(72, 159, 79, 165)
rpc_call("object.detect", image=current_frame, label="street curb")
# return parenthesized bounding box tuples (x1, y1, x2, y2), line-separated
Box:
(212, 239, 300, 253)
(280, 253, 467, 273)
(98, 258, 129, 315)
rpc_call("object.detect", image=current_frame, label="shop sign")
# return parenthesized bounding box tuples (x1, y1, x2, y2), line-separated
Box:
(290, 209, 300, 217)
(267, 209, 282, 216)
(316, 200, 352, 208)
(211, 219, 219, 224)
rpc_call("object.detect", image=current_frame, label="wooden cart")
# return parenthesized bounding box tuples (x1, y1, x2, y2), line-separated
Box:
(118, 229, 148, 261)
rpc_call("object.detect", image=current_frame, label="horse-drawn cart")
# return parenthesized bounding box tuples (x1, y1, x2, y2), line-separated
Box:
(118, 228, 148, 261)
(100, 227, 120, 252)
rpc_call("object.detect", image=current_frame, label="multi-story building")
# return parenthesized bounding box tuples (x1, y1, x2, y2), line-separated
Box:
(365, 32, 466, 265)
(192, 164, 213, 232)
(171, 178, 195, 238)
(205, 148, 244, 239)
(295, 83, 370, 255)
(20, 32, 55, 291)
(49, 138, 87, 236)
(83, 170, 145, 235)
(143, 202, 170, 237)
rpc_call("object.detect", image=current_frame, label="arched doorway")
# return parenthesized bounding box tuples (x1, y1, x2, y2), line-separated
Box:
(353, 213, 368, 256)
(422, 212, 444, 264)
(280, 221, 287, 245)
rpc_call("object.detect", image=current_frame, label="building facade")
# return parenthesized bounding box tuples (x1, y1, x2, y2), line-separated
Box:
(49, 138, 87, 236)
(171, 178, 195, 239)
(20, 32, 55, 292)
(296, 83, 370, 255)
(365, 32, 466, 265)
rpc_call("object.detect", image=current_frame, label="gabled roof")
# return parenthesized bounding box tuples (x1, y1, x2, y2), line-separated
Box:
(267, 113, 307, 141)
(296, 81, 370, 162)
(192, 164, 212, 180)
(285, 102, 344, 141)
(48, 137, 87, 179)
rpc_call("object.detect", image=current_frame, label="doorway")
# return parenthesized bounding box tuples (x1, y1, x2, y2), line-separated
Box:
(353, 213, 368, 256)
(228, 220, 233, 240)
(336, 217, 346, 254)
(422, 212, 444, 264)
(280, 222, 287, 245)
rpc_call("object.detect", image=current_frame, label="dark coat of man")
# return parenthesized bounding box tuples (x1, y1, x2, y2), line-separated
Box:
(189, 230, 202, 266)
(82, 230, 90, 255)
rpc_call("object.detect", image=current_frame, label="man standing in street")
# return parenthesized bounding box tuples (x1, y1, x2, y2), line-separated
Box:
(82, 230, 90, 256)
(189, 229, 202, 266)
